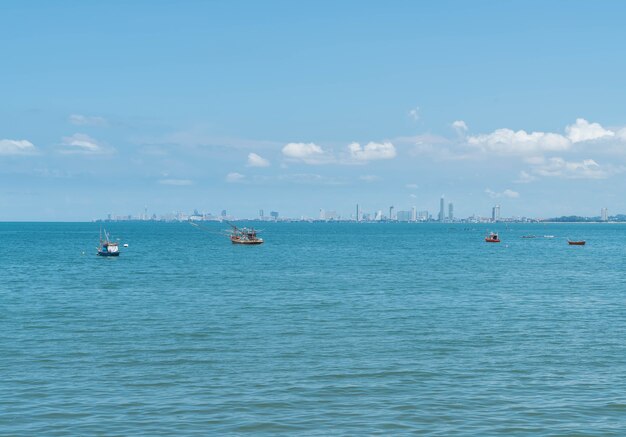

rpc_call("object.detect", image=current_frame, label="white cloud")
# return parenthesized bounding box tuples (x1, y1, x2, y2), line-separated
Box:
(565, 118, 614, 143)
(68, 114, 108, 126)
(277, 173, 345, 185)
(60, 133, 109, 154)
(0, 139, 37, 155)
(247, 152, 270, 167)
(531, 157, 612, 179)
(348, 141, 396, 161)
(503, 189, 520, 198)
(158, 178, 193, 186)
(282, 142, 328, 164)
(408, 107, 420, 121)
(514, 171, 536, 184)
(406, 183, 418, 189)
(226, 172, 245, 183)
(359, 175, 380, 182)
(467, 129, 570, 155)
(485, 188, 520, 199)
(452, 120, 468, 135)
(404, 134, 473, 161)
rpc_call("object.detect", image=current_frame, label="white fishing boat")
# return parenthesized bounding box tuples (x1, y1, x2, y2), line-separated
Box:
(97, 228, 120, 257)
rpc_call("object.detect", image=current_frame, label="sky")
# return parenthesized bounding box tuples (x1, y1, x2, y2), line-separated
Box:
(3, 1, 626, 220)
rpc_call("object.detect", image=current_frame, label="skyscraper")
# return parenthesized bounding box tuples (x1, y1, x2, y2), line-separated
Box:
(492, 205, 501, 222)
(439, 196, 445, 221)
(448, 202, 454, 221)
(389, 206, 395, 221)
(396, 210, 412, 222)
(601, 207, 608, 221)
(411, 206, 417, 222)
(356, 204, 361, 222)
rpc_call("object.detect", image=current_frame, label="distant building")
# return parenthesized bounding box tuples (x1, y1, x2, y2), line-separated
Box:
(356, 204, 361, 222)
(221, 209, 227, 217)
(270, 211, 279, 220)
(319, 209, 325, 220)
(411, 206, 417, 222)
(419, 210, 429, 221)
(259, 209, 264, 218)
(601, 207, 608, 221)
(325, 210, 338, 220)
(375, 210, 383, 221)
(397, 210, 412, 222)
(448, 203, 454, 221)
(492, 205, 501, 222)
(389, 206, 395, 221)
(438, 196, 445, 221)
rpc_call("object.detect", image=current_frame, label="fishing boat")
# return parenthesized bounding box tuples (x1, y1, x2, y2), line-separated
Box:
(521, 235, 537, 239)
(485, 232, 500, 243)
(97, 228, 120, 256)
(568, 240, 586, 246)
(229, 223, 264, 245)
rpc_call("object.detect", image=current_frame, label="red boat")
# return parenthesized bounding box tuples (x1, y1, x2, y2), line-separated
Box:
(568, 240, 586, 246)
(485, 232, 500, 243)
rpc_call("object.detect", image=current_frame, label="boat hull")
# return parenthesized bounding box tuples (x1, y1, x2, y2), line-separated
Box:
(485, 239, 500, 243)
(231, 239, 264, 245)
(568, 241, 586, 245)
(97, 251, 120, 256)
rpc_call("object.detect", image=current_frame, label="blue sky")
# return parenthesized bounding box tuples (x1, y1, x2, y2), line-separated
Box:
(3, 1, 626, 220)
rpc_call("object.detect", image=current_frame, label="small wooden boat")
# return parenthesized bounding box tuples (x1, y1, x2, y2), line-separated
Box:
(485, 232, 500, 243)
(97, 228, 120, 256)
(568, 240, 586, 246)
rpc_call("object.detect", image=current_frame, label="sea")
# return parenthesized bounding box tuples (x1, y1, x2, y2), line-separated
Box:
(2, 221, 626, 435)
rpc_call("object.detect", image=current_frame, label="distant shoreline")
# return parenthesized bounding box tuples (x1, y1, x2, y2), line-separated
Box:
(2, 220, 626, 225)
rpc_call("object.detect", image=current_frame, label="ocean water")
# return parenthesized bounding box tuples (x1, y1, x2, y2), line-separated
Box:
(2, 221, 626, 435)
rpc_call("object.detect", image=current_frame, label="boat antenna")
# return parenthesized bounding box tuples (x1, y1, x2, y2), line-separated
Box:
(224, 220, 238, 230)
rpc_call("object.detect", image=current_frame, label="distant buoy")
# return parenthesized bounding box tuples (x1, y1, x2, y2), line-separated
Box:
(123, 243, 129, 247)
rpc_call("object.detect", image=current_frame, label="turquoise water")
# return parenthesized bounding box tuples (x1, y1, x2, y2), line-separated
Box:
(2, 222, 626, 435)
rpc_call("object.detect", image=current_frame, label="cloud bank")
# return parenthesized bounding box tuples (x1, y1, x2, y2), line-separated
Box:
(68, 114, 108, 127)
(247, 152, 270, 167)
(348, 142, 396, 161)
(59, 133, 110, 154)
(0, 139, 37, 155)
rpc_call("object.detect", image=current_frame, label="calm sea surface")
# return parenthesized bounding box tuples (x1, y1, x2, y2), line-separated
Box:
(2, 222, 626, 435)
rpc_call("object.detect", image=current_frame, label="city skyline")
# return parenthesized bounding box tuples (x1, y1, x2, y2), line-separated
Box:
(3, 2, 626, 220)
(101, 200, 614, 223)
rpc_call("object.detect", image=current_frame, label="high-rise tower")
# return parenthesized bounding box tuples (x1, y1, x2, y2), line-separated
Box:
(492, 205, 501, 222)
(438, 196, 445, 221)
